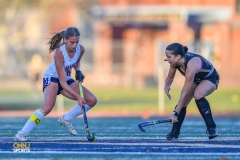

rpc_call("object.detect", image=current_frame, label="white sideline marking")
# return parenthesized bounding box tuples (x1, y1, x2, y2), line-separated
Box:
(92, 143, 240, 149)
(4, 136, 240, 140)
(4, 137, 240, 149)
(13, 141, 240, 149)
(1, 151, 240, 155)
(2, 136, 240, 141)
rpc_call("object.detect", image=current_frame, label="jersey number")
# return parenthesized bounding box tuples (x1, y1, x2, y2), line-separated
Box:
(66, 68, 71, 76)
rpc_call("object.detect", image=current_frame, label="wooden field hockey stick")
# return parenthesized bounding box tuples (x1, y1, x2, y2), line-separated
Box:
(138, 119, 171, 132)
(78, 81, 96, 141)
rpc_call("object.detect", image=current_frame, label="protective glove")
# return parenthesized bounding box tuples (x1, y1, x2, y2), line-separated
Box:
(75, 70, 85, 82)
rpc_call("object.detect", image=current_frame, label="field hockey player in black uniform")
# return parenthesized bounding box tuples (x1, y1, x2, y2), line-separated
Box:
(164, 42, 220, 140)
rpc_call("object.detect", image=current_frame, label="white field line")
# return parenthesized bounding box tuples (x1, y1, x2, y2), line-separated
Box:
(2, 136, 240, 140)
(92, 143, 240, 149)
(1, 151, 240, 155)
(2, 137, 240, 143)
(4, 137, 240, 149)
(10, 142, 240, 149)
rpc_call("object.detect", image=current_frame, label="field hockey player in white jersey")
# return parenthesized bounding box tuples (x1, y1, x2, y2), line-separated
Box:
(14, 27, 97, 141)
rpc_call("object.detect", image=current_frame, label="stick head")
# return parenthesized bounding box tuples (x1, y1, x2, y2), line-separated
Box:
(138, 121, 155, 132)
(138, 119, 171, 132)
(138, 123, 146, 132)
(87, 133, 96, 142)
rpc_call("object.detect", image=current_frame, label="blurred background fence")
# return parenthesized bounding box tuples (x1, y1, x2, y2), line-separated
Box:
(0, 0, 239, 117)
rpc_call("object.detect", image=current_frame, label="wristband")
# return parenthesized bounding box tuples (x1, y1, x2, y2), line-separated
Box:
(172, 110, 179, 117)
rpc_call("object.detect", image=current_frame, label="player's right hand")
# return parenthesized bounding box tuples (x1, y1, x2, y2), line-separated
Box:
(169, 114, 179, 124)
(77, 96, 86, 108)
(164, 85, 172, 100)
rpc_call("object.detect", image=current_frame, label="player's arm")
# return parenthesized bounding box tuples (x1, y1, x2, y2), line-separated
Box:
(175, 57, 200, 113)
(54, 48, 80, 100)
(74, 45, 85, 82)
(164, 65, 177, 100)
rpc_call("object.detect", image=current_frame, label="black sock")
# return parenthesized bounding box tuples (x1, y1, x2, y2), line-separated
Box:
(195, 97, 216, 130)
(171, 107, 186, 134)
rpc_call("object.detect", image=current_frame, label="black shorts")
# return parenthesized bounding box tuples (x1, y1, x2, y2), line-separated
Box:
(42, 77, 76, 95)
(194, 69, 220, 89)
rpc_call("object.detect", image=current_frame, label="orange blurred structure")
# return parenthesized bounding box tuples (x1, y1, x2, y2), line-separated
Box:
(86, 0, 240, 88)
(1, 0, 239, 89)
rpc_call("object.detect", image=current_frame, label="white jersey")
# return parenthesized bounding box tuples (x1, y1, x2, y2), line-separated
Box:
(43, 44, 81, 80)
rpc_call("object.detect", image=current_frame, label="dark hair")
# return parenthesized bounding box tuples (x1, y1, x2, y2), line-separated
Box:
(165, 43, 188, 57)
(47, 27, 81, 53)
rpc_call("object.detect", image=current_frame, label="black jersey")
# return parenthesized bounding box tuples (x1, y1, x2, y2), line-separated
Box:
(176, 52, 215, 82)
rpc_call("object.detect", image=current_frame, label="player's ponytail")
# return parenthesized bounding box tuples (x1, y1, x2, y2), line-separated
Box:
(47, 31, 65, 53)
(183, 46, 188, 54)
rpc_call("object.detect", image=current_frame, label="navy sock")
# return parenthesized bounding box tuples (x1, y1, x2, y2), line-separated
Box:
(195, 97, 216, 130)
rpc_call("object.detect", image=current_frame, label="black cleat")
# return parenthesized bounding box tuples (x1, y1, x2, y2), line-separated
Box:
(166, 132, 179, 141)
(206, 128, 218, 139)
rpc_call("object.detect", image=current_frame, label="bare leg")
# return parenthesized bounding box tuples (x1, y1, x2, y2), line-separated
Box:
(194, 80, 216, 100)
(60, 82, 97, 120)
(41, 82, 58, 115)
(61, 82, 97, 107)
(15, 83, 58, 141)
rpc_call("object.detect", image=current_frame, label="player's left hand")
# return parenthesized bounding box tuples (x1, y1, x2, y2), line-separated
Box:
(169, 114, 179, 124)
(76, 70, 85, 82)
(164, 86, 172, 100)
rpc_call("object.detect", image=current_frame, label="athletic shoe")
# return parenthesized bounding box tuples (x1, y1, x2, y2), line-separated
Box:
(14, 131, 28, 141)
(58, 116, 77, 136)
(206, 128, 218, 139)
(166, 132, 179, 141)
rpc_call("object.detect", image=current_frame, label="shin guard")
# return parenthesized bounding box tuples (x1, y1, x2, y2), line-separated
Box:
(195, 97, 216, 129)
(21, 109, 45, 135)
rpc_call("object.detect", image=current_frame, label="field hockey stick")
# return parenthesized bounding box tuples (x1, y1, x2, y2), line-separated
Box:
(138, 119, 171, 132)
(78, 81, 96, 141)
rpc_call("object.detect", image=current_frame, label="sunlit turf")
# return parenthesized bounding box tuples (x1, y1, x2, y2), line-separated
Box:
(0, 117, 240, 159)
(0, 87, 239, 115)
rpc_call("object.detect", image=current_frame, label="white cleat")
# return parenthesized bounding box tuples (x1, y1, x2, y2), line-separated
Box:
(58, 116, 77, 136)
(14, 131, 28, 142)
